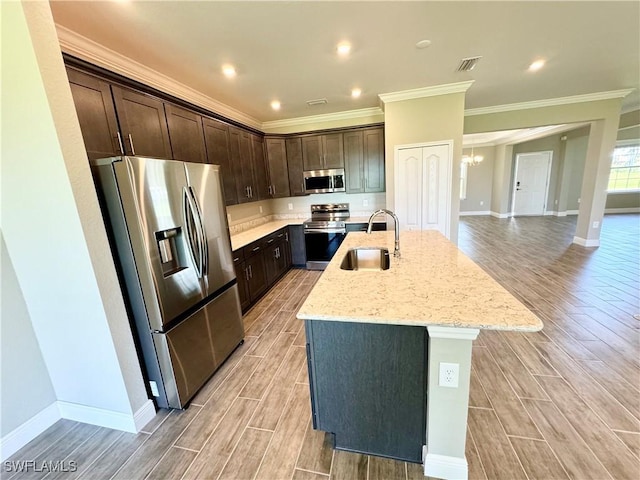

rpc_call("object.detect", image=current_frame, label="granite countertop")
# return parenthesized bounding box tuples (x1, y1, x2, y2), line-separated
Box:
(230, 217, 386, 252)
(296, 230, 544, 332)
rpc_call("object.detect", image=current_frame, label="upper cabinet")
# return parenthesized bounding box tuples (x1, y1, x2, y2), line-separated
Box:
(66, 67, 122, 161)
(265, 138, 292, 198)
(302, 133, 344, 170)
(251, 134, 270, 200)
(344, 127, 385, 193)
(202, 117, 238, 205)
(111, 85, 173, 159)
(165, 104, 206, 163)
(285, 137, 305, 196)
(229, 127, 255, 203)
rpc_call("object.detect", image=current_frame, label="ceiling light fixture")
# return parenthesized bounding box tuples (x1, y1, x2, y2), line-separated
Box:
(271, 100, 281, 111)
(528, 59, 545, 71)
(415, 39, 432, 49)
(351, 88, 362, 98)
(337, 42, 351, 56)
(462, 145, 483, 166)
(222, 65, 236, 78)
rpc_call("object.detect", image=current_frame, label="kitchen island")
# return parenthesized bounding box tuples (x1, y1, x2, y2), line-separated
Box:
(297, 230, 543, 479)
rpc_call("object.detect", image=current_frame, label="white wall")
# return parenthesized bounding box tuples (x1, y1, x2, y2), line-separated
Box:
(1, 0, 149, 444)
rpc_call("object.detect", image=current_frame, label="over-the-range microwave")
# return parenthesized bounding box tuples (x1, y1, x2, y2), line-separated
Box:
(303, 169, 345, 194)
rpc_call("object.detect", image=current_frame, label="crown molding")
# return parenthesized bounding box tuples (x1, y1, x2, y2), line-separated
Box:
(465, 89, 636, 117)
(378, 81, 474, 104)
(56, 25, 262, 130)
(261, 107, 384, 130)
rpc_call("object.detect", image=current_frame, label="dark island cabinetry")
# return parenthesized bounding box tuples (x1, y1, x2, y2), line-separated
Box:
(304, 319, 427, 463)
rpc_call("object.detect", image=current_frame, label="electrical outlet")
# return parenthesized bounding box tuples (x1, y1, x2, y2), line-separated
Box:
(480, 201, 484, 206)
(288, 203, 293, 210)
(592, 221, 600, 229)
(149, 381, 160, 397)
(363, 199, 369, 207)
(259, 206, 263, 213)
(439, 362, 459, 388)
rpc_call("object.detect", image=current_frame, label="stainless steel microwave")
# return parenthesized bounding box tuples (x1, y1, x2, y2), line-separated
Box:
(303, 169, 345, 194)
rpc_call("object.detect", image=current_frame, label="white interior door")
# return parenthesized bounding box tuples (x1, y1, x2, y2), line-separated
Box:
(395, 143, 452, 238)
(512, 151, 552, 216)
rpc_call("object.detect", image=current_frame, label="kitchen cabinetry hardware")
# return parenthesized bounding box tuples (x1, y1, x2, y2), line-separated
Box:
(252, 246, 260, 252)
(128, 134, 136, 155)
(116, 132, 124, 155)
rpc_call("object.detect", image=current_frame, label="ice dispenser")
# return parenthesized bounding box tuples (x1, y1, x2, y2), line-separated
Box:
(155, 227, 186, 276)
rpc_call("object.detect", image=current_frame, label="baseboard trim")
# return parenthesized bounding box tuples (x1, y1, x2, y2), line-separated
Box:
(424, 452, 468, 479)
(459, 211, 491, 216)
(489, 211, 510, 219)
(133, 400, 157, 432)
(57, 401, 139, 433)
(573, 236, 600, 247)
(604, 207, 640, 214)
(0, 403, 60, 461)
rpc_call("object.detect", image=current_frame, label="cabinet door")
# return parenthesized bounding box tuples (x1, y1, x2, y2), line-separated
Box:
(245, 253, 268, 300)
(322, 133, 344, 169)
(251, 134, 270, 200)
(203, 117, 237, 205)
(343, 130, 364, 193)
(111, 85, 173, 159)
(165, 104, 206, 163)
(363, 128, 385, 192)
(233, 257, 251, 311)
(66, 67, 122, 161)
(288, 225, 306, 266)
(229, 127, 253, 203)
(286, 137, 305, 196)
(264, 243, 280, 285)
(302, 135, 323, 170)
(265, 138, 291, 198)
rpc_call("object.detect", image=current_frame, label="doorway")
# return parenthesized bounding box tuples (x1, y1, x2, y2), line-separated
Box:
(511, 151, 553, 216)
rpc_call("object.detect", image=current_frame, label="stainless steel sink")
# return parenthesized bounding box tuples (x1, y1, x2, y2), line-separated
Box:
(340, 247, 390, 271)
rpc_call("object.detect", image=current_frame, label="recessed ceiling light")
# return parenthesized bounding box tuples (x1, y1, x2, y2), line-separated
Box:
(222, 65, 236, 78)
(528, 59, 545, 71)
(351, 88, 362, 98)
(271, 100, 281, 111)
(415, 39, 432, 49)
(337, 42, 351, 56)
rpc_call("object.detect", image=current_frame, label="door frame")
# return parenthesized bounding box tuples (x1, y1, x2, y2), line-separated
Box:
(511, 150, 553, 216)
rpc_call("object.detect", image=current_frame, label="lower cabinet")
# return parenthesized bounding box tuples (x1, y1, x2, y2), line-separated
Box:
(304, 319, 427, 463)
(288, 225, 306, 266)
(233, 227, 292, 312)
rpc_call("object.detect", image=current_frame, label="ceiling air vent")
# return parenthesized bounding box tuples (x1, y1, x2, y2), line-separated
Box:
(306, 98, 328, 106)
(456, 56, 482, 72)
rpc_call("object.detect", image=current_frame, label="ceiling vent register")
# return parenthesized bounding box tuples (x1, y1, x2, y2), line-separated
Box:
(456, 56, 482, 72)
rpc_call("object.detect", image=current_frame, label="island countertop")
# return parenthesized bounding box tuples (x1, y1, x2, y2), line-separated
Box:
(297, 230, 544, 332)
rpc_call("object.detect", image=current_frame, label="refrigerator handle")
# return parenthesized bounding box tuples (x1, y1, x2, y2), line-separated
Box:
(188, 186, 208, 276)
(182, 187, 205, 277)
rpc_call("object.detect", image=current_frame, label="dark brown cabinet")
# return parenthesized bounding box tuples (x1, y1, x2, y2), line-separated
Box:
(111, 85, 173, 159)
(344, 127, 385, 193)
(302, 133, 344, 170)
(265, 138, 291, 198)
(285, 137, 305, 196)
(165, 104, 206, 163)
(229, 127, 255, 203)
(233, 250, 250, 311)
(66, 67, 122, 161)
(202, 117, 237, 205)
(251, 135, 270, 200)
(264, 229, 291, 284)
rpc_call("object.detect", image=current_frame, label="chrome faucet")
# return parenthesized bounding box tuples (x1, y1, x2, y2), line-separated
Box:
(367, 209, 400, 258)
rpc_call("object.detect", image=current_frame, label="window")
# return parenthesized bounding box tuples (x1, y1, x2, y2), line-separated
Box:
(608, 145, 640, 192)
(460, 162, 468, 200)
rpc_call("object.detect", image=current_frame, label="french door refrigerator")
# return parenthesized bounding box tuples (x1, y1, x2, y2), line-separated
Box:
(92, 156, 244, 409)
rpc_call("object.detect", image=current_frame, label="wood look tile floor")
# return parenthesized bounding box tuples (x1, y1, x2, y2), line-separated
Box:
(4, 214, 639, 480)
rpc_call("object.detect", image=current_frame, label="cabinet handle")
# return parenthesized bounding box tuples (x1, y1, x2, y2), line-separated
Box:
(252, 246, 261, 252)
(128, 134, 136, 156)
(249, 186, 253, 198)
(245, 186, 250, 198)
(276, 247, 280, 258)
(115, 132, 124, 155)
(267, 238, 275, 244)
(268, 185, 272, 196)
(248, 265, 253, 278)
(285, 232, 289, 242)
(272, 184, 276, 195)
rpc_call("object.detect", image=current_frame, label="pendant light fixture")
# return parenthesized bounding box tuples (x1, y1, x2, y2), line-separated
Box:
(462, 144, 484, 166)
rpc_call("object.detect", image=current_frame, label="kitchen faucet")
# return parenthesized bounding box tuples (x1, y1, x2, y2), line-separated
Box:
(367, 209, 400, 258)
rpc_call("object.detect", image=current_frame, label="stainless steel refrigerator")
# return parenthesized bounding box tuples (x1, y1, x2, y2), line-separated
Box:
(92, 156, 244, 409)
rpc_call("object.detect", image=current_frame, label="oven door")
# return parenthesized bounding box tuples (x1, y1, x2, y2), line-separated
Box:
(304, 228, 346, 270)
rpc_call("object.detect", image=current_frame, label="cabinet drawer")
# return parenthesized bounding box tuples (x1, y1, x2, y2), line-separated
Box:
(243, 240, 263, 258)
(232, 249, 244, 264)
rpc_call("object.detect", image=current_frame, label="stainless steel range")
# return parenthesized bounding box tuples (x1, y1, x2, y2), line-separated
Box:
(304, 203, 350, 270)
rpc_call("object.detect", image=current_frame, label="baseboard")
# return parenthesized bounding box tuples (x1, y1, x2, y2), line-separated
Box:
(424, 452, 468, 479)
(604, 207, 640, 214)
(489, 211, 510, 219)
(573, 236, 600, 247)
(133, 400, 157, 432)
(57, 401, 140, 433)
(566, 210, 579, 215)
(459, 211, 491, 216)
(0, 403, 60, 461)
